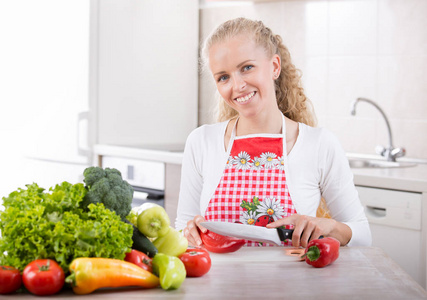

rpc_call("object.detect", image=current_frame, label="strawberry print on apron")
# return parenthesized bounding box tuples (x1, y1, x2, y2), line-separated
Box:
(204, 115, 297, 247)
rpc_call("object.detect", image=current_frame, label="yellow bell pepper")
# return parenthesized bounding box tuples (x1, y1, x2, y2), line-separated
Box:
(65, 257, 159, 294)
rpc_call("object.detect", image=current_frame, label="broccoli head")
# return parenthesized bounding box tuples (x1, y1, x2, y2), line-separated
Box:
(82, 166, 134, 220)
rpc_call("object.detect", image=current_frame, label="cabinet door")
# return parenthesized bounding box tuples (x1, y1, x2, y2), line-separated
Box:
(92, 0, 199, 147)
(356, 186, 424, 287)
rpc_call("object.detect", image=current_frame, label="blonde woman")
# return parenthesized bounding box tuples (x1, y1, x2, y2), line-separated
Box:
(176, 18, 371, 248)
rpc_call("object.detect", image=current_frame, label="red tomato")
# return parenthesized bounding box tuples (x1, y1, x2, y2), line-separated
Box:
(124, 249, 153, 273)
(23, 259, 64, 296)
(178, 247, 212, 277)
(0, 266, 22, 294)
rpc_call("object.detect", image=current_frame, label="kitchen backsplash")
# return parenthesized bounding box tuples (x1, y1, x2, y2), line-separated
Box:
(198, 0, 427, 159)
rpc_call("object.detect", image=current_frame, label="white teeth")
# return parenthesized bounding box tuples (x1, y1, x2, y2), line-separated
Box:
(236, 91, 255, 103)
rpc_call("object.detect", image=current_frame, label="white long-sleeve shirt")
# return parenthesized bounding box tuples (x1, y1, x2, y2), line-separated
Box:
(175, 120, 372, 246)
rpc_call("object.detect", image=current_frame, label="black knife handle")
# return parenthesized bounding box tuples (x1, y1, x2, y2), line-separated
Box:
(277, 227, 294, 241)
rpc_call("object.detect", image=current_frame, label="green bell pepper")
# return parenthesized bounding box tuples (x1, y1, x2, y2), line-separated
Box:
(153, 227, 188, 257)
(152, 253, 186, 290)
(137, 205, 171, 238)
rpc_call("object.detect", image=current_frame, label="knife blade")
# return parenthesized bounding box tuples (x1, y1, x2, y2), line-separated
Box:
(200, 221, 293, 246)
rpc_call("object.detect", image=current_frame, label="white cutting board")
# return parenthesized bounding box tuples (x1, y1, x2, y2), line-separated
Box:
(209, 247, 304, 264)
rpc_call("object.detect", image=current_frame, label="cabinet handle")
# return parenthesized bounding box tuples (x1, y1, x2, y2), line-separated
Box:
(366, 205, 386, 218)
(77, 111, 91, 159)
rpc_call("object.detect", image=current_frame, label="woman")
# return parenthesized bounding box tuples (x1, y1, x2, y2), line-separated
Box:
(176, 18, 371, 248)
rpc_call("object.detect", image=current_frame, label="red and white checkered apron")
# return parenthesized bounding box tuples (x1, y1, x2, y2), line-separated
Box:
(204, 116, 297, 246)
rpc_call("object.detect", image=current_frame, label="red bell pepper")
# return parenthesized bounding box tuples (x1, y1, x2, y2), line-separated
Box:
(125, 249, 153, 273)
(199, 229, 245, 253)
(178, 247, 212, 277)
(304, 237, 340, 268)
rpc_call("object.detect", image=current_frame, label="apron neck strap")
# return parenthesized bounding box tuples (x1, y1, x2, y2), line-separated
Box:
(228, 114, 287, 154)
(227, 117, 239, 153)
(281, 113, 288, 156)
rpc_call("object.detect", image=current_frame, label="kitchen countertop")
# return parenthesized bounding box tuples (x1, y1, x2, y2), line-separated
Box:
(350, 163, 427, 193)
(93, 144, 184, 165)
(4, 247, 426, 299)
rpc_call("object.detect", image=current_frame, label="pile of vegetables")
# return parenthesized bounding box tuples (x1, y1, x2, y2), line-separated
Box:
(0, 181, 132, 271)
(0, 166, 213, 296)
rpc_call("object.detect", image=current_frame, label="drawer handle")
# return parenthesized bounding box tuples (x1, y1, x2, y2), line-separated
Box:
(134, 191, 149, 200)
(366, 205, 386, 218)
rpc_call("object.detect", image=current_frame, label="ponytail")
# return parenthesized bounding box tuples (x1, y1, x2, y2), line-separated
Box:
(274, 34, 317, 127)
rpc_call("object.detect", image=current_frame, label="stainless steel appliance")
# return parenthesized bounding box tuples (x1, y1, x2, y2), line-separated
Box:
(132, 186, 164, 208)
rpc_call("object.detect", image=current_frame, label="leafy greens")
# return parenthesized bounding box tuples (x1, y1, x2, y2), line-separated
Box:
(0, 182, 133, 271)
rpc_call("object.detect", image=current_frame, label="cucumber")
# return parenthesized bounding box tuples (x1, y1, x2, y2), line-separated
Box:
(131, 225, 158, 258)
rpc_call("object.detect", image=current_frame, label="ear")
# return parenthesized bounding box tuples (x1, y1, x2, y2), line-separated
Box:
(271, 54, 281, 80)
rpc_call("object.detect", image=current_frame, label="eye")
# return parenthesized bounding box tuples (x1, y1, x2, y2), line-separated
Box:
(243, 65, 254, 72)
(217, 74, 229, 82)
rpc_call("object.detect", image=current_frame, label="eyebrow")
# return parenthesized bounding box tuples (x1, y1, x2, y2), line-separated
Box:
(213, 59, 255, 76)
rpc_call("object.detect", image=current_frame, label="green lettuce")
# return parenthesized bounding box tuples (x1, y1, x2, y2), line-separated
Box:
(0, 182, 133, 271)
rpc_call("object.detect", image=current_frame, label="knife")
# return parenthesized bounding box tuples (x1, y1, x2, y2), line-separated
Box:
(200, 221, 294, 246)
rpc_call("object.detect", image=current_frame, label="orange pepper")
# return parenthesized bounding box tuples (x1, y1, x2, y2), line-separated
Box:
(65, 257, 159, 294)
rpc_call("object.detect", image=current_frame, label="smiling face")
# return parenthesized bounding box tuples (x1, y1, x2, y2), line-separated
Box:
(208, 34, 281, 120)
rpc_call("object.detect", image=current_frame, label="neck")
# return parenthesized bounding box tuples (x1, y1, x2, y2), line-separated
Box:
(236, 109, 283, 136)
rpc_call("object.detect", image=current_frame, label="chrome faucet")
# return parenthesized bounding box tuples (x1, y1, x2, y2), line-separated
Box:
(350, 97, 405, 162)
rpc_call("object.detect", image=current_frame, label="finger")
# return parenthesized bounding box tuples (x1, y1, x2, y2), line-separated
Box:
(291, 216, 307, 247)
(266, 214, 299, 228)
(186, 220, 203, 246)
(187, 236, 198, 247)
(194, 215, 207, 233)
(190, 230, 202, 246)
(183, 227, 198, 246)
(310, 226, 323, 242)
(300, 220, 316, 248)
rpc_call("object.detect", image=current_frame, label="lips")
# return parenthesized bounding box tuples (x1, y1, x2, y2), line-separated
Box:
(235, 91, 256, 103)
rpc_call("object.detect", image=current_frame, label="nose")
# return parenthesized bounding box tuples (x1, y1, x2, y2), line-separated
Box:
(232, 73, 246, 92)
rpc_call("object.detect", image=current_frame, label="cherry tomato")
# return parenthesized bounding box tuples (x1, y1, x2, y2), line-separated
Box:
(178, 247, 211, 277)
(0, 266, 22, 294)
(124, 249, 153, 273)
(23, 259, 65, 296)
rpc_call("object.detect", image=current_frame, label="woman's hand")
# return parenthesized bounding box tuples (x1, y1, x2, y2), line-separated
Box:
(183, 215, 207, 246)
(266, 214, 350, 247)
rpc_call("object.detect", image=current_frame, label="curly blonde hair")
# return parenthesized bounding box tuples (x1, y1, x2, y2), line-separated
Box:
(201, 18, 317, 127)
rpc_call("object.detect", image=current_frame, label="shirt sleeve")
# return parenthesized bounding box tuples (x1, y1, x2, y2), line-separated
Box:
(175, 129, 204, 230)
(318, 129, 372, 246)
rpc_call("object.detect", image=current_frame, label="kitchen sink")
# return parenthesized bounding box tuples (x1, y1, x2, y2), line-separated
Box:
(348, 159, 416, 169)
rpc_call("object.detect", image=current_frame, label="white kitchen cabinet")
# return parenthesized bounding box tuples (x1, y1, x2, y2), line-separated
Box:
(356, 185, 425, 288)
(90, 0, 199, 148)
